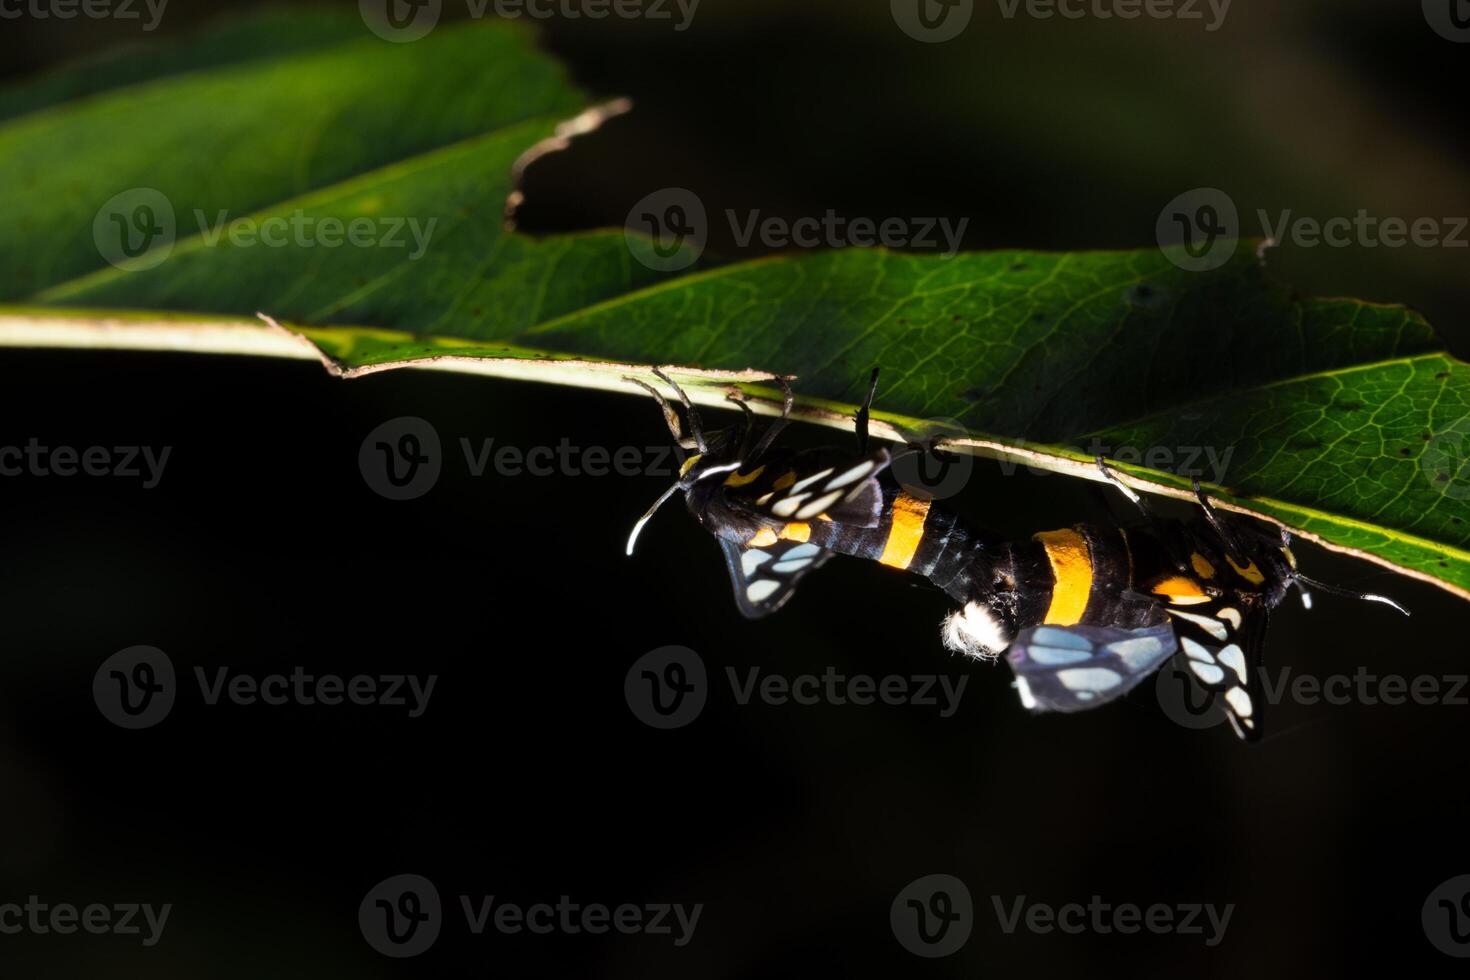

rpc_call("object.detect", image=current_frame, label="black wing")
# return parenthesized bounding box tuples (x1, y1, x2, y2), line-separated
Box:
(1166, 598, 1270, 741)
(1005, 622, 1179, 714)
(727, 449, 892, 528)
(719, 537, 834, 619)
(712, 448, 890, 618)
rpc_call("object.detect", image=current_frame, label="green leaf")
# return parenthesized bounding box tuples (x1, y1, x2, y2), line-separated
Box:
(1, 15, 667, 315)
(0, 9, 367, 124)
(1, 15, 1467, 601)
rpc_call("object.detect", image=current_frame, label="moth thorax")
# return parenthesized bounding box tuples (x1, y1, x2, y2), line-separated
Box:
(941, 601, 1013, 661)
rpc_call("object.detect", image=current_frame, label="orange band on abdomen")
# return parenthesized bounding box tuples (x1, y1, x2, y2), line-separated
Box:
(878, 493, 931, 570)
(1034, 528, 1093, 626)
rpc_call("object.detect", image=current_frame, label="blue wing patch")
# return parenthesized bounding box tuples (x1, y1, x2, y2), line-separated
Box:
(1006, 622, 1178, 714)
(718, 537, 834, 619)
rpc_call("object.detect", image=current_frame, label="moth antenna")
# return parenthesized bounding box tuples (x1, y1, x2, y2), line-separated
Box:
(626, 481, 682, 557)
(652, 367, 708, 453)
(1294, 574, 1409, 617)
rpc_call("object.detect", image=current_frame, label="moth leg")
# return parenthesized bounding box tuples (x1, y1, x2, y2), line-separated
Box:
(1096, 456, 1189, 575)
(854, 367, 880, 454)
(877, 415, 954, 460)
(625, 376, 698, 455)
(1095, 455, 1149, 516)
(651, 367, 709, 453)
(1192, 479, 1248, 565)
(885, 433, 961, 479)
(747, 375, 794, 463)
(725, 390, 756, 459)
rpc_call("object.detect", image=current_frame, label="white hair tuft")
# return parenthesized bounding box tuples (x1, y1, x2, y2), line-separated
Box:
(941, 601, 1012, 661)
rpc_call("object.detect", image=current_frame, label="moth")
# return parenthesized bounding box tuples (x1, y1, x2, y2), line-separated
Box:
(624, 369, 1406, 740)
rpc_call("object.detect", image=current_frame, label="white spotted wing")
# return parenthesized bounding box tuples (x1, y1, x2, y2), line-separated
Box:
(738, 449, 891, 528)
(1005, 622, 1179, 714)
(719, 538, 834, 619)
(1166, 599, 1269, 741)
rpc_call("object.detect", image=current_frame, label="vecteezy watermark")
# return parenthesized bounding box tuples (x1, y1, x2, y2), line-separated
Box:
(93, 646, 436, 729)
(623, 188, 969, 272)
(93, 646, 176, 730)
(1155, 187, 1239, 272)
(461, 895, 701, 946)
(360, 417, 443, 501)
(624, 646, 708, 730)
(359, 0, 698, 43)
(92, 188, 436, 272)
(891, 0, 974, 43)
(727, 667, 968, 717)
(993, 0, 1231, 30)
(0, 0, 167, 31)
(892, 875, 974, 957)
(0, 440, 171, 488)
(892, 0, 1230, 42)
(1423, 874, 1470, 957)
(883, 417, 977, 502)
(1156, 661, 1470, 732)
(727, 210, 969, 256)
(891, 874, 1232, 956)
(1077, 440, 1232, 484)
(192, 210, 436, 259)
(623, 647, 968, 729)
(359, 417, 692, 500)
(194, 667, 435, 717)
(1255, 209, 1468, 251)
(1158, 187, 1469, 271)
(886, 430, 1234, 491)
(0, 897, 171, 947)
(360, 875, 442, 958)
(360, 0, 441, 42)
(991, 894, 1233, 946)
(459, 438, 682, 479)
(359, 875, 702, 957)
(1424, 0, 1470, 43)
(892, 429, 974, 502)
(93, 188, 175, 272)
(624, 187, 708, 272)
(992, 440, 1235, 484)
(1421, 416, 1470, 501)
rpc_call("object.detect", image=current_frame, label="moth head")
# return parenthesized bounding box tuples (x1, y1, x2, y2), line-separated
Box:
(625, 454, 744, 556)
(676, 452, 744, 490)
(1261, 526, 1408, 616)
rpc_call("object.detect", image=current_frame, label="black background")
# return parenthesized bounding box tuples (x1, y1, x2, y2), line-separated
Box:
(2, 1, 1469, 976)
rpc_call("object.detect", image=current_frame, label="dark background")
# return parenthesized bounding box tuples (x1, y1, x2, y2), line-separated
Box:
(2, 1, 1469, 976)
